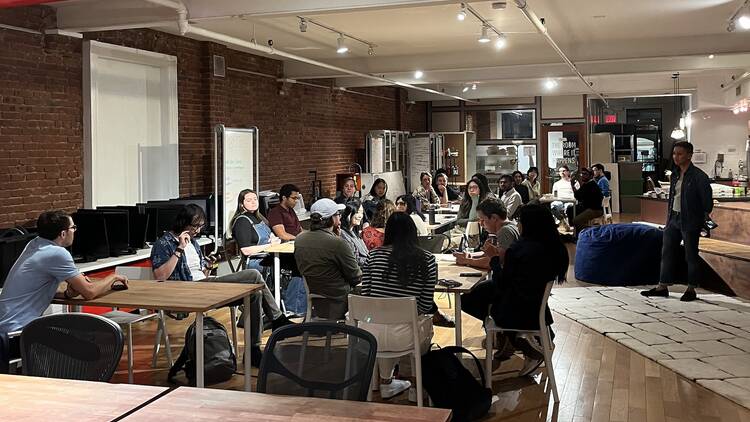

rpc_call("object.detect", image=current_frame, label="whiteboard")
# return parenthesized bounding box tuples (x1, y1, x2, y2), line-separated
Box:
(216, 126, 258, 241)
(408, 136, 431, 193)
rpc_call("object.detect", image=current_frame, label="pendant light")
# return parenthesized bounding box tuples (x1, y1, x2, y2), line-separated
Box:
(671, 73, 686, 140)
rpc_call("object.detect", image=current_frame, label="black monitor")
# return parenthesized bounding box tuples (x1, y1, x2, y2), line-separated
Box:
(169, 195, 214, 235)
(98, 206, 149, 249)
(88, 209, 132, 257)
(71, 210, 110, 263)
(0, 231, 36, 288)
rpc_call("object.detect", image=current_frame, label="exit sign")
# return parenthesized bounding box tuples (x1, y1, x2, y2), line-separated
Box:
(605, 115, 617, 123)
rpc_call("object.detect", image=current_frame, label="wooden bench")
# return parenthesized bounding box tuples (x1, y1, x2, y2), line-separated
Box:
(698, 237, 750, 299)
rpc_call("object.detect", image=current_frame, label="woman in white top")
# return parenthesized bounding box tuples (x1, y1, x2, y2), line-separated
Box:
(522, 166, 542, 201)
(394, 194, 429, 236)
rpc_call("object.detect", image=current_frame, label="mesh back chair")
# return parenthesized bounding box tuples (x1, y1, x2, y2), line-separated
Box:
(257, 322, 377, 401)
(21, 313, 124, 382)
(417, 234, 450, 253)
(484, 280, 559, 403)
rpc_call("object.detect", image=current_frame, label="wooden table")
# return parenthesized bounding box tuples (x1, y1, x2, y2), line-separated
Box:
(0, 374, 168, 421)
(435, 203, 460, 214)
(121, 386, 452, 422)
(427, 214, 457, 234)
(265, 241, 296, 306)
(434, 254, 487, 347)
(53, 280, 262, 390)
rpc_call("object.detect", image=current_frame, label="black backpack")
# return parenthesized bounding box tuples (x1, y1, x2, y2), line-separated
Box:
(167, 316, 236, 385)
(422, 346, 493, 422)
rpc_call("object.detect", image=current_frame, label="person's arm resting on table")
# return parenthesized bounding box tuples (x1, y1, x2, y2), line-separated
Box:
(271, 224, 296, 241)
(58, 273, 128, 300)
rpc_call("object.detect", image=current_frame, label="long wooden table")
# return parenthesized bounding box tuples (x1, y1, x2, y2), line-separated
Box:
(265, 241, 296, 307)
(121, 386, 452, 421)
(53, 279, 262, 390)
(434, 254, 487, 347)
(0, 374, 168, 421)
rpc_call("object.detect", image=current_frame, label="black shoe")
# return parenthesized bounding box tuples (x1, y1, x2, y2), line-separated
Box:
(432, 311, 456, 328)
(249, 346, 263, 368)
(271, 314, 294, 331)
(680, 290, 697, 302)
(165, 311, 189, 320)
(641, 287, 669, 298)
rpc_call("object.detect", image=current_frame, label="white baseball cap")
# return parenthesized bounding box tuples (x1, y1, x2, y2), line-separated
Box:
(311, 198, 345, 219)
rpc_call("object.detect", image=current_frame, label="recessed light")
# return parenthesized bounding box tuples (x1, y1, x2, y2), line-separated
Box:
(414, 70, 424, 79)
(739, 15, 750, 30)
(708, 54, 715, 59)
(462, 86, 470, 93)
(544, 79, 558, 89)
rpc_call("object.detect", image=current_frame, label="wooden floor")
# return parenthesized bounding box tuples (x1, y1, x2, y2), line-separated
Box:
(110, 214, 750, 421)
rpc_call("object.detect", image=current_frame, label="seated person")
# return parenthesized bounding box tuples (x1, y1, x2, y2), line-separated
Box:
(231, 188, 282, 272)
(523, 167, 541, 201)
(267, 184, 303, 241)
(363, 178, 388, 220)
(339, 199, 369, 268)
(471, 173, 497, 199)
(592, 163, 611, 198)
(567, 168, 604, 234)
(362, 199, 395, 250)
(456, 178, 489, 227)
(462, 204, 568, 376)
(512, 171, 530, 204)
(498, 174, 523, 219)
(334, 177, 359, 205)
(395, 194, 429, 236)
(151, 204, 290, 366)
(294, 198, 362, 320)
(455, 198, 520, 270)
(413, 172, 440, 212)
(0, 211, 128, 373)
(359, 212, 437, 398)
(433, 171, 460, 204)
(550, 166, 579, 230)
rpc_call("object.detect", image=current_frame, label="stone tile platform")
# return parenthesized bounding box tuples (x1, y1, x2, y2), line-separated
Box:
(549, 287, 750, 409)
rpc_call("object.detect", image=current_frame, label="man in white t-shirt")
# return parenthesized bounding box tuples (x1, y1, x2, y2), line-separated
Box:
(550, 166, 579, 230)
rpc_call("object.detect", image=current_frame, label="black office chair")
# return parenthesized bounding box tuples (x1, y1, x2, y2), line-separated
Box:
(417, 233, 450, 253)
(21, 313, 124, 382)
(257, 322, 377, 401)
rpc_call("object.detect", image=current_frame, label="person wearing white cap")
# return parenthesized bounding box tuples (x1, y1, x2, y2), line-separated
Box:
(294, 198, 362, 319)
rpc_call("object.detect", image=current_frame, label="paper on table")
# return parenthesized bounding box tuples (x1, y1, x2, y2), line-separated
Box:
(434, 254, 457, 262)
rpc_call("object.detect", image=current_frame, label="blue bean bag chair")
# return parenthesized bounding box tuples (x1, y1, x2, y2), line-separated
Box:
(575, 224, 663, 286)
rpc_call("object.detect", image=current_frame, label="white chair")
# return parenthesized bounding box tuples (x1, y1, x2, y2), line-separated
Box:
(347, 295, 425, 407)
(102, 266, 173, 383)
(301, 276, 337, 322)
(591, 196, 613, 226)
(483, 280, 559, 403)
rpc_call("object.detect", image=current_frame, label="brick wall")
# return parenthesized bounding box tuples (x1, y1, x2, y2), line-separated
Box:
(0, 6, 428, 228)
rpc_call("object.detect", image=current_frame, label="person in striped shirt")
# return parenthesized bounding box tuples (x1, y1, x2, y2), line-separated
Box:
(359, 212, 437, 399)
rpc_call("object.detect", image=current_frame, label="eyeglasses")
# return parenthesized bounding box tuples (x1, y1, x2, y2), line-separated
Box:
(395, 200, 406, 205)
(190, 223, 205, 230)
(67, 225, 77, 232)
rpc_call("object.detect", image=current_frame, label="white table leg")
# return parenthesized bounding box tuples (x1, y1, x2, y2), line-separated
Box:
(243, 293, 253, 392)
(454, 292, 462, 347)
(273, 252, 281, 307)
(195, 312, 204, 388)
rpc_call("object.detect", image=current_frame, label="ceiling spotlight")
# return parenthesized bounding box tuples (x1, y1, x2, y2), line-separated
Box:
(670, 127, 686, 140)
(494, 33, 507, 49)
(462, 86, 470, 93)
(471, 83, 477, 90)
(336, 35, 349, 54)
(457, 4, 467, 21)
(299, 18, 307, 32)
(478, 26, 491, 43)
(414, 70, 424, 79)
(708, 54, 715, 59)
(739, 14, 750, 30)
(544, 79, 558, 89)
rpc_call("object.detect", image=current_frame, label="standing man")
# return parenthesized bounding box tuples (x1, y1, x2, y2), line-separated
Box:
(267, 184, 303, 241)
(642, 141, 713, 302)
(498, 174, 523, 219)
(592, 163, 611, 197)
(0, 210, 128, 372)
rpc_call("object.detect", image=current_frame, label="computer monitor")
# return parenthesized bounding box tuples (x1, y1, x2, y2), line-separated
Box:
(0, 231, 36, 288)
(155, 205, 183, 240)
(98, 206, 149, 249)
(71, 210, 110, 263)
(169, 194, 214, 235)
(94, 209, 132, 257)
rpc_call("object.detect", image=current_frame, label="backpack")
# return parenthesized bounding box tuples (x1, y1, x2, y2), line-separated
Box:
(167, 316, 236, 385)
(421, 346, 493, 422)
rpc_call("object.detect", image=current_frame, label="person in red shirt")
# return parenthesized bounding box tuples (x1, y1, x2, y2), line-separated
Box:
(267, 184, 303, 241)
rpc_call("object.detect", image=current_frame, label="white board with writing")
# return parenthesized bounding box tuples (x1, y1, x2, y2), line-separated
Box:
(408, 136, 431, 193)
(218, 127, 258, 240)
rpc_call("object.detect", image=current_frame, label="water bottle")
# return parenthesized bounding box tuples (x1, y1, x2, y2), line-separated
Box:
(428, 206, 436, 225)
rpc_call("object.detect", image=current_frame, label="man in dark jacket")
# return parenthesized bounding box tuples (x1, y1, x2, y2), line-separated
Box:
(642, 141, 713, 302)
(567, 168, 604, 234)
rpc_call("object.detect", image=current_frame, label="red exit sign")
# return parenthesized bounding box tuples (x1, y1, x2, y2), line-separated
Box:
(605, 115, 617, 123)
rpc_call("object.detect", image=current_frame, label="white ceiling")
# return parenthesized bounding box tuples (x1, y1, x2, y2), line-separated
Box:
(50, 0, 750, 102)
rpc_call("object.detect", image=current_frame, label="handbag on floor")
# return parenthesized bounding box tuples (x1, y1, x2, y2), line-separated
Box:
(167, 316, 236, 385)
(421, 346, 492, 422)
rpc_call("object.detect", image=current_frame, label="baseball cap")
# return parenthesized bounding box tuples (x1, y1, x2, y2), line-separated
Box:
(311, 198, 345, 219)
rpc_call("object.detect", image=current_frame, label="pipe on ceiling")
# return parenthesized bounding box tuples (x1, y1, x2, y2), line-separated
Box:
(513, 0, 608, 106)
(140, 0, 473, 103)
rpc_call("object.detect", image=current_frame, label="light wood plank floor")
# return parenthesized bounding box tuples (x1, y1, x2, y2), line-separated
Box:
(109, 214, 750, 421)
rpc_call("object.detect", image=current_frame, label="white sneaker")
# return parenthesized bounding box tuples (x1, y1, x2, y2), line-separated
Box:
(380, 379, 411, 399)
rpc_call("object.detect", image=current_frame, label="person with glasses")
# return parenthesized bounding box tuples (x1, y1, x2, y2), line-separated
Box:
(151, 203, 291, 367)
(267, 184, 303, 241)
(394, 194, 428, 236)
(0, 210, 128, 373)
(295, 198, 362, 320)
(550, 165, 579, 231)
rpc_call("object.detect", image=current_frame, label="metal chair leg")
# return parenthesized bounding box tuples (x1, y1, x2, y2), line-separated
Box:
(127, 323, 134, 384)
(230, 306, 239, 356)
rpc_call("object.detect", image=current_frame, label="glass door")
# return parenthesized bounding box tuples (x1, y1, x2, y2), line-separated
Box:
(540, 124, 587, 193)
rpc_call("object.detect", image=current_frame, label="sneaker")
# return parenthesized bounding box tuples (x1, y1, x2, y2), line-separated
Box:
(641, 287, 669, 298)
(271, 314, 294, 331)
(518, 355, 544, 377)
(680, 289, 697, 302)
(432, 311, 456, 328)
(380, 379, 411, 399)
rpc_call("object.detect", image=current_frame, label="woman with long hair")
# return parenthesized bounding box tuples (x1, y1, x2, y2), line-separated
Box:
(413, 172, 440, 212)
(456, 177, 489, 226)
(230, 189, 280, 272)
(394, 194, 428, 236)
(361, 199, 395, 250)
(363, 178, 388, 220)
(523, 166, 541, 201)
(359, 212, 437, 398)
(339, 199, 369, 267)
